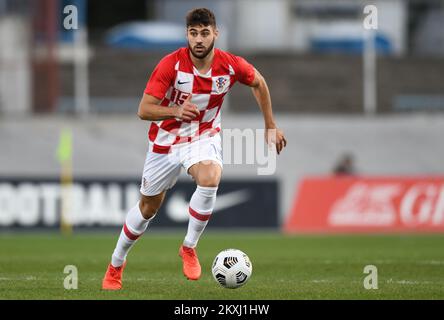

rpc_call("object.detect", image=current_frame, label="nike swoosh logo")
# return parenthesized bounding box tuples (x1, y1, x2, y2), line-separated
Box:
(166, 189, 251, 222)
(177, 80, 190, 85)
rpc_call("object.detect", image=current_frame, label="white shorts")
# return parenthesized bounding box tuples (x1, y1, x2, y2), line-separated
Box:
(140, 134, 223, 196)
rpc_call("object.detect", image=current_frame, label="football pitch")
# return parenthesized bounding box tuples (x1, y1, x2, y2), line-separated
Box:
(0, 232, 444, 300)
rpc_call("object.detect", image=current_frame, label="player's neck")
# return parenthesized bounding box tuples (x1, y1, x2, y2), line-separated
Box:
(189, 49, 215, 74)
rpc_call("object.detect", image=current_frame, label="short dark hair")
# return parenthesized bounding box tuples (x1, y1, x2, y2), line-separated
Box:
(186, 8, 216, 28)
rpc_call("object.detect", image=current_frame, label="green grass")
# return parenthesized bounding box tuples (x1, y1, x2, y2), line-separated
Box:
(1, 232, 444, 299)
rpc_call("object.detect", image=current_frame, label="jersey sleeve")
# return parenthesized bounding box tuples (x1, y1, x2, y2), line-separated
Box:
(233, 55, 255, 86)
(144, 54, 176, 100)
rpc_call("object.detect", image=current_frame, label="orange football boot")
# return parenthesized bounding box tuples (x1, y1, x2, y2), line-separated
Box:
(102, 262, 126, 290)
(179, 245, 201, 280)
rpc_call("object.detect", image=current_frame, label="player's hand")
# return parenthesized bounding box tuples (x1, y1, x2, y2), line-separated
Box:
(177, 94, 200, 121)
(265, 127, 287, 155)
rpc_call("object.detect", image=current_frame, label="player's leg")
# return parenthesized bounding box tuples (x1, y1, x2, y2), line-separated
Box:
(178, 135, 223, 280)
(182, 135, 223, 250)
(183, 161, 221, 249)
(102, 150, 181, 290)
(179, 161, 221, 280)
(111, 192, 166, 267)
(102, 192, 166, 290)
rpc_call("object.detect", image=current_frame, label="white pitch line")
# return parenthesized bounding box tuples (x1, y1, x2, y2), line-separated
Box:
(418, 260, 444, 265)
(386, 279, 435, 285)
(310, 279, 334, 283)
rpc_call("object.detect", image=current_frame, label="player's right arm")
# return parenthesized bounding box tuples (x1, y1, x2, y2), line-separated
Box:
(138, 53, 200, 122)
(137, 94, 200, 121)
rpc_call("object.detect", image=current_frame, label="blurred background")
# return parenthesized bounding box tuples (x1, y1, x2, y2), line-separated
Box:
(1, 0, 443, 233)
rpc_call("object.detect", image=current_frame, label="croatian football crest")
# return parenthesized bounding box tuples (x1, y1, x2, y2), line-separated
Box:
(216, 77, 226, 91)
(213, 76, 230, 94)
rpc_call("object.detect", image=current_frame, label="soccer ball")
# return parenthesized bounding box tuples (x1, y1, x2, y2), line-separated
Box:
(211, 249, 253, 289)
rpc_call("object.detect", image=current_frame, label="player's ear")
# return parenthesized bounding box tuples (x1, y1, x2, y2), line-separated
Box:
(213, 27, 219, 40)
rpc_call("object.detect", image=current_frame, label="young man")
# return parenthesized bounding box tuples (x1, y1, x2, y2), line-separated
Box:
(102, 8, 287, 290)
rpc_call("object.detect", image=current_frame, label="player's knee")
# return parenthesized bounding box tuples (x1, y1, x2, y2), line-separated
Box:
(139, 198, 160, 220)
(197, 171, 221, 188)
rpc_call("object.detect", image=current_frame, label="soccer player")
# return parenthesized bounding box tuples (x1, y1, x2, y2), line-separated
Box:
(102, 8, 287, 290)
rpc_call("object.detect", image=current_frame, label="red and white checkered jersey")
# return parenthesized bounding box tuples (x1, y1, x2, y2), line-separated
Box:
(144, 47, 255, 154)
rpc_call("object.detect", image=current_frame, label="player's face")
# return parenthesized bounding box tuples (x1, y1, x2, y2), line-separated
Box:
(187, 25, 218, 59)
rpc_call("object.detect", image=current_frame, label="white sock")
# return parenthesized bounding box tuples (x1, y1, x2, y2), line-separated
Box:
(183, 185, 218, 248)
(111, 201, 154, 267)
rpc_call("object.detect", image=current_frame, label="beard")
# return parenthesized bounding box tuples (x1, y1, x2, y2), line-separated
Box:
(189, 39, 215, 59)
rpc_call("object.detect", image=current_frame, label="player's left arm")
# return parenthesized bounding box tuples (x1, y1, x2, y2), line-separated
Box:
(249, 68, 287, 155)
